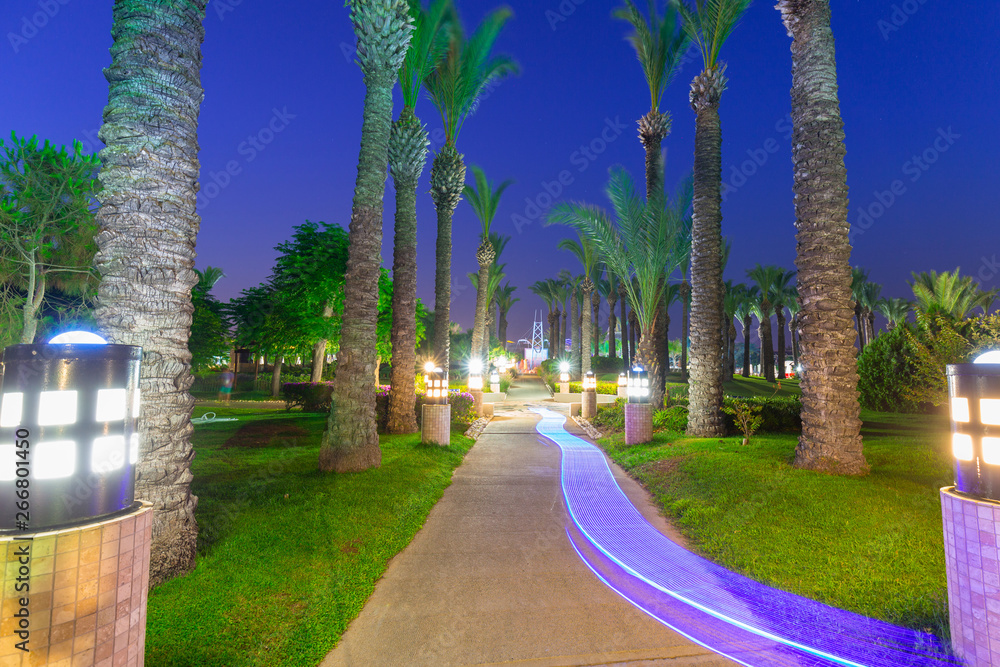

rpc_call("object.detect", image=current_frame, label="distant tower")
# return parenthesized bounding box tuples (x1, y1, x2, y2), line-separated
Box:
(532, 309, 544, 356)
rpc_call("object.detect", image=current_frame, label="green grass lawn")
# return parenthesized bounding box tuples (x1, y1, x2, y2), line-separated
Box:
(145, 406, 474, 667)
(596, 409, 953, 638)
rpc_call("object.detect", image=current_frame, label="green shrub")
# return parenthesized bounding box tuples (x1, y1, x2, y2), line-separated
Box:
(857, 326, 922, 413)
(725, 395, 801, 433)
(653, 405, 688, 432)
(723, 398, 764, 444)
(568, 381, 619, 395)
(591, 398, 626, 431)
(282, 382, 333, 412)
(591, 356, 625, 374)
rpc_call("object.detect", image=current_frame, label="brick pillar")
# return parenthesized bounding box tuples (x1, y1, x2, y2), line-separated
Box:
(625, 403, 652, 445)
(941, 486, 1000, 666)
(582, 391, 597, 419)
(1, 502, 153, 666)
(421, 405, 451, 446)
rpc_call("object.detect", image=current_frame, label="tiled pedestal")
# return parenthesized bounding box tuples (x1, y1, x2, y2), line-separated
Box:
(1, 502, 153, 667)
(624, 403, 652, 445)
(581, 391, 597, 419)
(942, 486, 1000, 665)
(421, 404, 451, 446)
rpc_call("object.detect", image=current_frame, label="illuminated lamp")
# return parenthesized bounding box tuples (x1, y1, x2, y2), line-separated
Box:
(627, 365, 649, 404)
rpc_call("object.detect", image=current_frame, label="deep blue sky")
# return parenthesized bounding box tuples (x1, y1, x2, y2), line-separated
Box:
(3, 1, 999, 344)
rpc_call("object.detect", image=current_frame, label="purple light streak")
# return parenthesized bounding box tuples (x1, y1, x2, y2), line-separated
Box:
(532, 408, 960, 667)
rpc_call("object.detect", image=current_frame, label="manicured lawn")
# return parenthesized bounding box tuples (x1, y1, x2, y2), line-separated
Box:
(145, 406, 474, 667)
(723, 374, 801, 398)
(596, 409, 953, 637)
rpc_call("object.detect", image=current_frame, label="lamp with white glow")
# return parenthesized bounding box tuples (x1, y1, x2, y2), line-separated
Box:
(468, 358, 483, 391)
(424, 363, 448, 405)
(618, 373, 627, 389)
(559, 361, 570, 384)
(583, 370, 597, 392)
(0, 333, 142, 531)
(947, 352, 1000, 500)
(627, 365, 649, 404)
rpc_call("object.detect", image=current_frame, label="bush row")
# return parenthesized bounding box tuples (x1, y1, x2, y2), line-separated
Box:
(567, 381, 620, 395)
(590, 395, 802, 435)
(282, 382, 477, 431)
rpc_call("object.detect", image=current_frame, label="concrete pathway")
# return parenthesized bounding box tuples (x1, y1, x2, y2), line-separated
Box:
(322, 375, 732, 666)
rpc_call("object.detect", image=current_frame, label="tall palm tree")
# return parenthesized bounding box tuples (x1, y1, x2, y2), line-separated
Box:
(737, 285, 759, 377)
(94, 0, 208, 585)
(548, 167, 692, 407)
(557, 269, 574, 359)
(591, 264, 604, 357)
(859, 279, 881, 347)
(771, 268, 796, 379)
(778, 0, 868, 475)
(850, 266, 869, 351)
(464, 165, 513, 363)
(425, 7, 517, 376)
(671, 0, 750, 436)
(747, 264, 785, 383)
(494, 282, 518, 348)
(786, 288, 801, 370)
(614, 0, 689, 196)
(722, 280, 743, 378)
(876, 297, 912, 331)
(558, 235, 600, 375)
(319, 1, 413, 473)
(548, 277, 565, 355)
(619, 280, 630, 367)
(600, 271, 620, 359)
(467, 260, 506, 356)
(387, 0, 450, 435)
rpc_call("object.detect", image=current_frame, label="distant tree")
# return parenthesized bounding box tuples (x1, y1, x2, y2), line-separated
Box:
(876, 297, 912, 331)
(494, 282, 519, 349)
(271, 221, 350, 381)
(190, 266, 230, 372)
(0, 133, 100, 343)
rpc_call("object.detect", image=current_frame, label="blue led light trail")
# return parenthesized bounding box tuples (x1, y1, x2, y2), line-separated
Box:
(533, 408, 959, 667)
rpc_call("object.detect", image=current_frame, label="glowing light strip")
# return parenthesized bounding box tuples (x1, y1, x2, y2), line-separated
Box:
(533, 408, 959, 667)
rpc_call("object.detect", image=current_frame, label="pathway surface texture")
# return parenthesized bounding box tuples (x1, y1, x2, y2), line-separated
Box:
(322, 375, 732, 666)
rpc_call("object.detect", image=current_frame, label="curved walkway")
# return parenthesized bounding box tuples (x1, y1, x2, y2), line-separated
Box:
(322, 375, 731, 666)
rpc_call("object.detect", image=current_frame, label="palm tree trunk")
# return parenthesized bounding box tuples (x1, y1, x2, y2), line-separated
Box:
(759, 305, 774, 382)
(607, 296, 618, 360)
(728, 321, 737, 376)
(430, 144, 465, 376)
(687, 70, 727, 436)
(867, 310, 876, 343)
(581, 283, 593, 375)
(387, 108, 424, 434)
(679, 280, 690, 382)
(780, 0, 867, 475)
(320, 26, 405, 472)
(561, 306, 568, 358)
(94, 0, 207, 586)
(471, 261, 491, 361)
(629, 310, 639, 368)
(742, 314, 752, 377)
(790, 313, 800, 369)
(498, 309, 508, 351)
(551, 307, 561, 358)
(776, 308, 787, 379)
(592, 291, 600, 356)
(620, 288, 630, 368)
(570, 289, 581, 377)
(634, 322, 664, 408)
(639, 110, 668, 198)
(310, 301, 335, 382)
(271, 356, 283, 397)
(653, 291, 668, 397)
(855, 302, 865, 353)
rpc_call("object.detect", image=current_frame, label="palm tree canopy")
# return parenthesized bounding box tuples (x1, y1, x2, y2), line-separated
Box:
(557, 234, 601, 284)
(398, 0, 452, 108)
(910, 268, 996, 321)
(463, 164, 514, 238)
(670, 0, 751, 71)
(488, 231, 510, 259)
(547, 166, 692, 332)
(424, 6, 519, 143)
(194, 266, 224, 292)
(747, 264, 791, 310)
(495, 282, 519, 312)
(876, 297, 912, 325)
(613, 0, 689, 111)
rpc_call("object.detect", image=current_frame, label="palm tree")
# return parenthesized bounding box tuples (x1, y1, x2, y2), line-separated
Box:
(94, 0, 209, 585)
(778, 0, 868, 475)
(671, 0, 750, 436)
(850, 267, 869, 351)
(600, 271, 620, 359)
(910, 268, 996, 324)
(494, 282, 518, 348)
(859, 279, 881, 347)
(548, 278, 565, 355)
(464, 165, 513, 364)
(723, 281, 744, 378)
(737, 285, 759, 377)
(591, 264, 604, 357)
(877, 297, 912, 331)
(558, 235, 600, 375)
(387, 0, 450, 435)
(619, 280, 630, 367)
(747, 264, 785, 383)
(530, 280, 556, 353)
(771, 269, 796, 379)
(319, 1, 413, 473)
(425, 7, 517, 376)
(614, 0, 689, 196)
(548, 167, 692, 407)
(557, 269, 574, 360)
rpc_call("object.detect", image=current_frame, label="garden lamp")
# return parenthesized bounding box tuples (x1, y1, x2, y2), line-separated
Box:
(559, 361, 570, 384)
(583, 371, 597, 392)
(618, 373, 627, 389)
(468, 358, 484, 391)
(424, 363, 448, 405)
(947, 352, 1000, 500)
(0, 332, 142, 530)
(628, 365, 649, 404)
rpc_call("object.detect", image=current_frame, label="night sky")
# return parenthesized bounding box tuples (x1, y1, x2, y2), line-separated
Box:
(3, 1, 999, 346)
